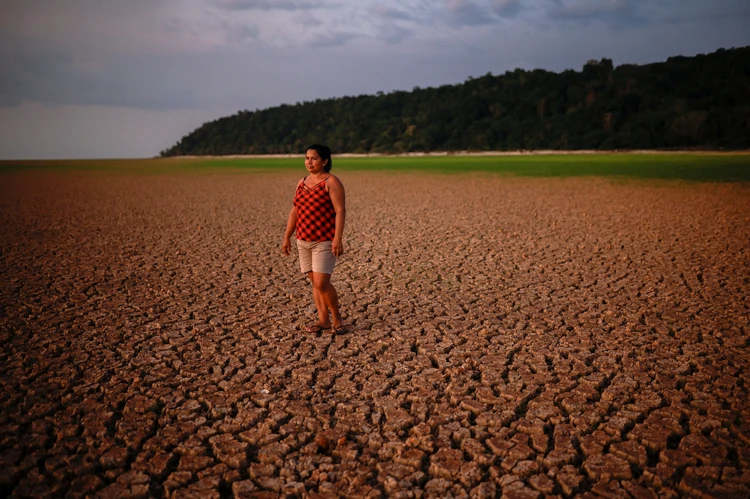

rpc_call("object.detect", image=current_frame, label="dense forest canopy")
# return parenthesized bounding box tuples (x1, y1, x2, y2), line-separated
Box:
(161, 46, 750, 156)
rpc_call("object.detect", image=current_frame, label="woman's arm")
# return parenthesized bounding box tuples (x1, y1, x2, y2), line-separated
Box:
(282, 181, 302, 255)
(328, 176, 346, 257)
(281, 205, 297, 255)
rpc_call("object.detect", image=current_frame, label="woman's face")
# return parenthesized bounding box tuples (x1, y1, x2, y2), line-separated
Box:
(305, 149, 328, 174)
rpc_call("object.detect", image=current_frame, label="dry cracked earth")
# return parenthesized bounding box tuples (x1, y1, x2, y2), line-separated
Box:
(1, 170, 749, 499)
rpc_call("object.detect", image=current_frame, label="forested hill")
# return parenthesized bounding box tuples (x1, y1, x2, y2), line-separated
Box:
(160, 46, 749, 156)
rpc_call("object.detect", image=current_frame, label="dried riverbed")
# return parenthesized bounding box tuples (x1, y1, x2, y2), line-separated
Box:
(1, 170, 749, 498)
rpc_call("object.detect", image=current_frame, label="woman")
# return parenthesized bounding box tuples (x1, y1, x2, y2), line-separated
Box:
(281, 144, 347, 334)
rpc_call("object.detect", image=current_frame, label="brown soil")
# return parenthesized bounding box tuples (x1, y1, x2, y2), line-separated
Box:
(1, 171, 749, 498)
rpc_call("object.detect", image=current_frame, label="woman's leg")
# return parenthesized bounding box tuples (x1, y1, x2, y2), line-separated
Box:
(308, 271, 331, 327)
(311, 272, 342, 328)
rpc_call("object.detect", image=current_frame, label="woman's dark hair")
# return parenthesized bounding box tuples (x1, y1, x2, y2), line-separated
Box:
(306, 144, 332, 172)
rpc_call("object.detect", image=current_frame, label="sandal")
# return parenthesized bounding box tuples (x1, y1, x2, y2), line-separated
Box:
(307, 323, 331, 333)
(331, 324, 349, 334)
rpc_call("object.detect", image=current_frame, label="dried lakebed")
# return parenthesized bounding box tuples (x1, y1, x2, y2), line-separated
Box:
(1, 171, 749, 499)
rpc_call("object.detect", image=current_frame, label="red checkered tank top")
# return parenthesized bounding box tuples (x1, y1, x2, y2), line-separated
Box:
(294, 177, 337, 241)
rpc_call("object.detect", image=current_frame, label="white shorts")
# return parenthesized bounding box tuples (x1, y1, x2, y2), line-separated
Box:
(297, 240, 337, 275)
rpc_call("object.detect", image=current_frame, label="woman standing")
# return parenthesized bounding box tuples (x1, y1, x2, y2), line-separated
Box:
(281, 144, 347, 333)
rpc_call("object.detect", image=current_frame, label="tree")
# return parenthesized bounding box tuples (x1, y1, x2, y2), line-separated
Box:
(159, 46, 750, 157)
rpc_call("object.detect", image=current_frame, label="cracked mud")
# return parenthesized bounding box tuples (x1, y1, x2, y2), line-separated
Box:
(1, 170, 749, 499)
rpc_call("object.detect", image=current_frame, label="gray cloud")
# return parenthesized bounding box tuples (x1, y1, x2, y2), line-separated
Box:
(492, 0, 523, 18)
(375, 23, 415, 45)
(655, 0, 750, 24)
(213, 0, 329, 11)
(536, 0, 750, 30)
(225, 23, 260, 43)
(371, 5, 417, 22)
(367, 5, 419, 44)
(548, 0, 630, 18)
(0, 40, 199, 110)
(309, 31, 359, 48)
(433, 0, 527, 27)
(541, 0, 647, 29)
(444, 0, 497, 26)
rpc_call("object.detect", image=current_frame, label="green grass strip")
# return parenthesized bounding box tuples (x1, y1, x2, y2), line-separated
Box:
(1, 153, 748, 182)
(338, 153, 750, 182)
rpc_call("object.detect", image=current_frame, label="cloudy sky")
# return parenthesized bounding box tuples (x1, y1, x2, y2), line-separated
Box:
(1, 0, 748, 159)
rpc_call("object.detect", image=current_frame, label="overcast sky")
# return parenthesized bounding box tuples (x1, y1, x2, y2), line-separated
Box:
(1, 0, 748, 159)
